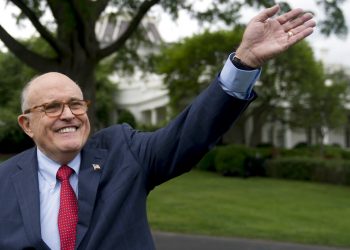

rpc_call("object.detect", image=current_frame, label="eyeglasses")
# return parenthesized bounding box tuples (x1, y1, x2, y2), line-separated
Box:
(23, 99, 90, 117)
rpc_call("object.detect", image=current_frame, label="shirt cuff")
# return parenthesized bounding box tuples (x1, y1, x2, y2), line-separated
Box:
(219, 53, 261, 99)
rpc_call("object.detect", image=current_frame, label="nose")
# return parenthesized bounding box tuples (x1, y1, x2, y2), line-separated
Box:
(60, 104, 75, 119)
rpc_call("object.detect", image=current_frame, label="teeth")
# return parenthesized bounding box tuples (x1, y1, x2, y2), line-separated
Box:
(58, 127, 77, 133)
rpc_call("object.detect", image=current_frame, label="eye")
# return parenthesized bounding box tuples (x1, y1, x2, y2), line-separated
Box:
(69, 100, 85, 110)
(45, 101, 62, 113)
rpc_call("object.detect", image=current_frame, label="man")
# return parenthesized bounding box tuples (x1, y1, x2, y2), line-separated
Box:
(0, 5, 315, 250)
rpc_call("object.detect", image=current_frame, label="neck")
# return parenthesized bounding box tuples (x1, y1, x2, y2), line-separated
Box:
(37, 147, 79, 165)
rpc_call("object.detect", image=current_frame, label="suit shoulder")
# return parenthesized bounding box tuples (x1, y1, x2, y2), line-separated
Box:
(87, 123, 136, 147)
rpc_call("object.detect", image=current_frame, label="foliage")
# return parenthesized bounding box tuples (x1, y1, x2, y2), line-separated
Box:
(0, 0, 347, 129)
(280, 144, 349, 159)
(0, 37, 117, 152)
(265, 157, 350, 185)
(249, 41, 330, 145)
(197, 143, 350, 186)
(196, 148, 218, 172)
(0, 50, 36, 153)
(198, 144, 273, 177)
(317, 0, 348, 36)
(155, 27, 343, 146)
(287, 64, 350, 144)
(154, 27, 244, 115)
(266, 157, 317, 181)
(117, 109, 137, 128)
(215, 144, 250, 176)
(95, 58, 118, 130)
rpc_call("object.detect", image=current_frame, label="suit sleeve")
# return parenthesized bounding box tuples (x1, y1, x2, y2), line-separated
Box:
(122, 77, 256, 190)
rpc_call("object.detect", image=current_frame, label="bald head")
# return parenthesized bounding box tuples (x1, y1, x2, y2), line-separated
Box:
(21, 72, 83, 113)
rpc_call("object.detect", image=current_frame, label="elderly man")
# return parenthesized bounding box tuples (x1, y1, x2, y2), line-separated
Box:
(0, 5, 315, 250)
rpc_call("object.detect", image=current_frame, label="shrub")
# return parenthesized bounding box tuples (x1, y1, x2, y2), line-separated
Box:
(312, 160, 350, 185)
(117, 109, 137, 128)
(279, 148, 317, 158)
(197, 148, 218, 172)
(197, 144, 274, 177)
(321, 145, 344, 159)
(280, 145, 346, 160)
(266, 157, 317, 181)
(215, 144, 250, 176)
(293, 141, 309, 148)
(266, 157, 350, 185)
(341, 149, 350, 160)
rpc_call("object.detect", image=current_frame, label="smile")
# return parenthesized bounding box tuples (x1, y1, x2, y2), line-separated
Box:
(57, 127, 77, 133)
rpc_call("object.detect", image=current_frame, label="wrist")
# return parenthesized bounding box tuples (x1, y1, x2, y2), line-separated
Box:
(235, 47, 261, 68)
(231, 55, 257, 71)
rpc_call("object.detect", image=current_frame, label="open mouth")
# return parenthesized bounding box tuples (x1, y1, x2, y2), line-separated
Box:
(57, 126, 78, 133)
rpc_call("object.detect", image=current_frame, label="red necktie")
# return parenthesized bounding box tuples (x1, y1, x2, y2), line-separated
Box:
(56, 165, 78, 250)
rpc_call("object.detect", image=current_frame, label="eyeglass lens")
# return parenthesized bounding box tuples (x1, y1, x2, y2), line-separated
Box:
(45, 100, 88, 117)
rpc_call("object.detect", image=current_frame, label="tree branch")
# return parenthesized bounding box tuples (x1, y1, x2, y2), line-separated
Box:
(70, 0, 99, 55)
(71, 0, 93, 25)
(92, 0, 110, 19)
(9, 0, 64, 55)
(0, 25, 59, 72)
(97, 0, 160, 60)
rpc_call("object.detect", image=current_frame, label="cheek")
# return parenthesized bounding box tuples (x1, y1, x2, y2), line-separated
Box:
(81, 117, 91, 135)
(30, 118, 53, 139)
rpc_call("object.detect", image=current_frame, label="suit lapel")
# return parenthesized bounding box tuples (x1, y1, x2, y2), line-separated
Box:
(75, 147, 107, 248)
(10, 147, 106, 249)
(11, 148, 49, 249)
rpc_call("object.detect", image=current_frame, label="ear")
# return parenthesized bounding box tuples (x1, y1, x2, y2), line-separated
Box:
(18, 114, 34, 138)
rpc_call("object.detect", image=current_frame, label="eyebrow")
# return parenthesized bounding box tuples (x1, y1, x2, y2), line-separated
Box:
(48, 97, 83, 103)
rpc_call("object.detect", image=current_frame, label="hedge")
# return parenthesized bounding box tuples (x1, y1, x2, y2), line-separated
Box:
(197, 144, 350, 186)
(265, 157, 350, 185)
(197, 144, 273, 177)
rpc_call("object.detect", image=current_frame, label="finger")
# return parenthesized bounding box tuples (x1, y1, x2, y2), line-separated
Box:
(283, 12, 314, 32)
(287, 19, 316, 36)
(254, 4, 280, 23)
(276, 8, 304, 25)
(288, 27, 314, 45)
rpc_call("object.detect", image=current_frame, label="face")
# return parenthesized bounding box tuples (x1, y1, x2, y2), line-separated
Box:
(18, 72, 91, 164)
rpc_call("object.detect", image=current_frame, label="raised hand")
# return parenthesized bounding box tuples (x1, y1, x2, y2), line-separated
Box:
(236, 5, 316, 68)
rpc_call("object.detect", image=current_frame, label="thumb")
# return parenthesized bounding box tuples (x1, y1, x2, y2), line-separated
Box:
(254, 4, 280, 22)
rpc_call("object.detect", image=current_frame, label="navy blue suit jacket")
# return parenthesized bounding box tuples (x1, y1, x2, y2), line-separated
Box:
(0, 78, 255, 249)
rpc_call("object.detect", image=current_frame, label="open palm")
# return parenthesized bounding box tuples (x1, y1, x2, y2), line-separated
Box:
(236, 5, 316, 68)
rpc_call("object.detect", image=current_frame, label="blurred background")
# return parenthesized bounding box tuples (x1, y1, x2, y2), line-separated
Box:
(1, 0, 350, 249)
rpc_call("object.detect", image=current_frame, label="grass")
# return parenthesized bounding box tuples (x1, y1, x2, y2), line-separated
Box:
(147, 169, 350, 248)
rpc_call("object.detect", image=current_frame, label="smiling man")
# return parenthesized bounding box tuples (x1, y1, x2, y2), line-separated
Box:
(0, 5, 315, 250)
(18, 73, 91, 164)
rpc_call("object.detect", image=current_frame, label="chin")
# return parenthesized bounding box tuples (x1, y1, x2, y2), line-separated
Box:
(59, 141, 84, 153)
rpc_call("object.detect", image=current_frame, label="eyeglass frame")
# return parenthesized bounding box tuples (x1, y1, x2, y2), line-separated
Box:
(23, 99, 91, 117)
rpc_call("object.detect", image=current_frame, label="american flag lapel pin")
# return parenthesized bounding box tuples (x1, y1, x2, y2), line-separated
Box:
(92, 164, 101, 171)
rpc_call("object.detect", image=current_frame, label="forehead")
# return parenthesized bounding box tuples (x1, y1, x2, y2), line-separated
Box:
(27, 73, 83, 103)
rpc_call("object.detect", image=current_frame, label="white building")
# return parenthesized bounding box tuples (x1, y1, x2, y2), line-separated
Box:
(96, 15, 169, 126)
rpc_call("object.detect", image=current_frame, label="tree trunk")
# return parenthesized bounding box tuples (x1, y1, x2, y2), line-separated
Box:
(66, 63, 98, 133)
(78, 69, 97, 133)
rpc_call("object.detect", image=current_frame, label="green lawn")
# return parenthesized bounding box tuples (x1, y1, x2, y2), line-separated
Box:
(147, 170, 350, 248)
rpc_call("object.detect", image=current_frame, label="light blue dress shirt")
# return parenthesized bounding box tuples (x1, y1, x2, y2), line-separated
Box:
(37, 148, 80, 250)
(36, 54, 260, 249)
(219, 53, 261, 99)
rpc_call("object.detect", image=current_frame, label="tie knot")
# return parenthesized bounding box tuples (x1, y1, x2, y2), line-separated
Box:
(57, 165, 74, 182)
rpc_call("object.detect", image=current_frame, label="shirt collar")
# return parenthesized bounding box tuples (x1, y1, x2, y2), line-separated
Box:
(37, 148, 81, 187)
